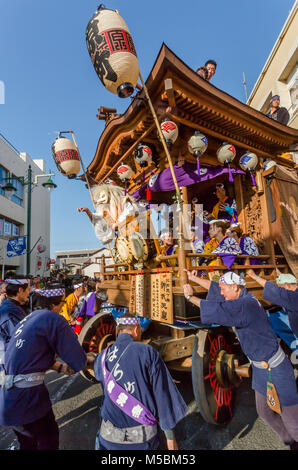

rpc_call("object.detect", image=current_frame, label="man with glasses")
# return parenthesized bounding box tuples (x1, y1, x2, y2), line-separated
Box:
(0, 283, 87, 450)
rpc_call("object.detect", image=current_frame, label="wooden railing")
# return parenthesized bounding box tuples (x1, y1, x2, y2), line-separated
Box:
(99, 252, 288, 282)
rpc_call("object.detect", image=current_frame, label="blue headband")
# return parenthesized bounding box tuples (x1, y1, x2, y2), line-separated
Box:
(35, 288, 65, 298)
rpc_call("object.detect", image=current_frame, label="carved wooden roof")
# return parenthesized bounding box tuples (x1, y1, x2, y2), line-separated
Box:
(87, 44, 298, 187)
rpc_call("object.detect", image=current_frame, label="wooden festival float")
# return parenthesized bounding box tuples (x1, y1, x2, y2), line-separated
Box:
(53, 6, 298, 425)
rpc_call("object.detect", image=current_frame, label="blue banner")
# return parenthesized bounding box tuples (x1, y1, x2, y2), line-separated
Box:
(6, 237, 27, 258)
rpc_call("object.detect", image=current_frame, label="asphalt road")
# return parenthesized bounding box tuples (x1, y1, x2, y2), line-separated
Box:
(0, 367, 294, 451)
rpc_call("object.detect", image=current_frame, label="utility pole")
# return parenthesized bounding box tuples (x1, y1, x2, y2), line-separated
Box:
(243, 72, 248, 103)
(26, 165, 32, 276)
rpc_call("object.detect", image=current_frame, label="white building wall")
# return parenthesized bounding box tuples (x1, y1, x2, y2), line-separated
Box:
(0, 136, 51, 276)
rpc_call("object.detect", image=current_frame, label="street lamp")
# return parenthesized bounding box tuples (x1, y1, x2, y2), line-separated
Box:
(1, 166, 57, 275)
(1, 175, 17, 198)
(23, 166, 57, 275)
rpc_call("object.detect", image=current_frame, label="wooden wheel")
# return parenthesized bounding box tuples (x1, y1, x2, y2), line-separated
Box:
(78, 313, 116, 382)
(192, 327, 237, 425)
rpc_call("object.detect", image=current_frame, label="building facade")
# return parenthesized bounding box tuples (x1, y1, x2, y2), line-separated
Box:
(0, 133, 51, 277)
(55, 247, 112, 277)
(247, 1, 298, 130)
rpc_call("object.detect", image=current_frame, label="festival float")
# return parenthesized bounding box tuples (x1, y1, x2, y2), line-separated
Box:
(61, 6, 298, 425)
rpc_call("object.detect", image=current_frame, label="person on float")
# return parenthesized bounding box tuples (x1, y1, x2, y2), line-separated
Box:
(227, 222, 261, 265)
(0, 284, 88, 450)
(59, 281, 85, 326)
(89, 313, 187, 450)
(157, 230, 178, 267)
(266, 95, 290, 126)
(204, 60, 217, 81)
(208, 183, 238, 223)
(183, 270, 298, 450)
(247, 270, 298, 341)
(207, 219, 241, 270)
(190, 196, 211, 253)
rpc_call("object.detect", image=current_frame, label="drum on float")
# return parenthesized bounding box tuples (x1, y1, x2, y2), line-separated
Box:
(115, 237, 133, 264)
(128, 232, 156, 263)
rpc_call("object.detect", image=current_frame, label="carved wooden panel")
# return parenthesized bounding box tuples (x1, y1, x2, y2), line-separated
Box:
(241, 176, 265, 251)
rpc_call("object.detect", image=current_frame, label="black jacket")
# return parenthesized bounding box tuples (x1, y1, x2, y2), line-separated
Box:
(266, 107, 290, 125)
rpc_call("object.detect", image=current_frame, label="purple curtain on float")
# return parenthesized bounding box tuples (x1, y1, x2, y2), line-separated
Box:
(132, 163, 245, 200)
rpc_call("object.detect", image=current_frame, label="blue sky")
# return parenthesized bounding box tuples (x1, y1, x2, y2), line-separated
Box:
(0, 0, 295, 257)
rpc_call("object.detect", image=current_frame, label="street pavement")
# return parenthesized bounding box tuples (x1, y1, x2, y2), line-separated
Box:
(0, 367, 294, 450)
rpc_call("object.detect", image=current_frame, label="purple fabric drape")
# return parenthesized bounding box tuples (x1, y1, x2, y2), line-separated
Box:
(132, 163, 245, 200)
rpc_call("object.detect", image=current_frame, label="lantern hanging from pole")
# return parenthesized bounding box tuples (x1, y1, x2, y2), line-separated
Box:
(239, 151, 258, 186)
(216, 142, 236, 182)
(51, 136, 81, 179)
(159, 119, 179, 147)
(117, 163, 133, 195)
(37, 244, 46, 254)
(187, 131, 208, 179)
(86, 5, 139, 98)
(134, 143, 152, 182)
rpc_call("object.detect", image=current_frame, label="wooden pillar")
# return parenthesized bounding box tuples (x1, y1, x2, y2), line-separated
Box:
(234, 174, 247, 233)
(178, 186, 188, 286)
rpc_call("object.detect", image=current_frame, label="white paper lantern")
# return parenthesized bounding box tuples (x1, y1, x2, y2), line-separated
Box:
(160, 119, 179, 145)
(188, 131, 208, 157)
(216, 142, 236, 164)
(51, 137, 81, 179)
(134, 143, 152, 168)
(239, 151, 258, 171)
(86, 6, 139, 98)
(117, 163, 133, 182)
(187, 131, 208, 179)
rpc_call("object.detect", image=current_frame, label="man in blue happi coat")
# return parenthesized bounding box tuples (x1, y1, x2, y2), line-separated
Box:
(0, 284, 87, 450)
(0, 278, 30, 369)
(247, 270, 298, 341)
(183, 270, 298, 450)
(91, 313, 188, 450)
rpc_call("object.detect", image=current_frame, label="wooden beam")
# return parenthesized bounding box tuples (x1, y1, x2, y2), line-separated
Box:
(164, 78, 176, 108)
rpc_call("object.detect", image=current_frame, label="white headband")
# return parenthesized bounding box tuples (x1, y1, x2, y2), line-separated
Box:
(5, 279, 29, 285)
(160, 231, 172, 239)
(116, 317, 141, 326)
(230, 222, 242, 229)
(219, 272, 246, 286)
(209, 219, 229, 225)
(73, 283, 83, 289)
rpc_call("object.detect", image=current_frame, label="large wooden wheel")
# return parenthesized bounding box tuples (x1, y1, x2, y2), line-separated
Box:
(78, 313, 116, 382)
(192, 327, 239, 425)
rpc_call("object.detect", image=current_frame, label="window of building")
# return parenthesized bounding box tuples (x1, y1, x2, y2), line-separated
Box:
(0, 165, 24, 206)
(0, 216, 22, 239)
